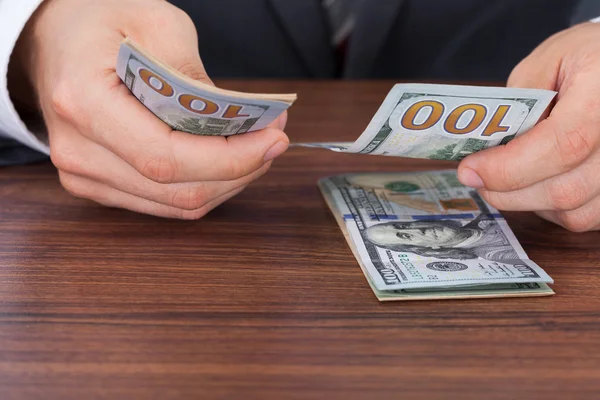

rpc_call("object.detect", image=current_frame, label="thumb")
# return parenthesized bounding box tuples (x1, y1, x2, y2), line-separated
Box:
(506, 54, 559, 91)
(505, 55, 559, 128)
(456, 55, 562, 191)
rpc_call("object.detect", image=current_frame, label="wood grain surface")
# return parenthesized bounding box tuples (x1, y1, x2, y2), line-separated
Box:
(1, 81, 599, 400)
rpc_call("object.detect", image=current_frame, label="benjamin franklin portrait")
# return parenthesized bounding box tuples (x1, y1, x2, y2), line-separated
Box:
(363, 215, 520, 263)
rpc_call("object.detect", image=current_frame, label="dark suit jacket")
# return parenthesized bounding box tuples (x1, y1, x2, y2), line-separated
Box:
(2, 0, 600, 165)
(170, 0, 600, 80)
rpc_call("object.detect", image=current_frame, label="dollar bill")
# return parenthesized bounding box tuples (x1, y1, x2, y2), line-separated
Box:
(297, 84, 556, 160)
(116, 38, 296, 136)
(373, 282, 553, 301)
(318, 170, 554, 301)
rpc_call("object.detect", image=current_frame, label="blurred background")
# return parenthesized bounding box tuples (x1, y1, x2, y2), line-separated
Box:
(168, 0, 588, 81)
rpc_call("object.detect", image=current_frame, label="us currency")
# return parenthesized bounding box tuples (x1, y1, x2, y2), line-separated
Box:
(116, 38, 296, 136)
(319, 170, 554, 301)
(298, 84, 556, 160)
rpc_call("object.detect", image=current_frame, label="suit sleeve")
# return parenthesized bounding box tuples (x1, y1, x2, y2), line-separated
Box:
(0, 0, 49, 165)
(572, 0, 600, 25)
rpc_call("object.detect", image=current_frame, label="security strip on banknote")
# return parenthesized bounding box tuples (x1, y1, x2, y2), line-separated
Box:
(319, 170, 554, 301)
(297, 84, 556, 160)
(116, 38, 296, 136)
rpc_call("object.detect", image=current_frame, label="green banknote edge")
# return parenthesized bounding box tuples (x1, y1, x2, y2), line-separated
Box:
(317, 177, 555, 301)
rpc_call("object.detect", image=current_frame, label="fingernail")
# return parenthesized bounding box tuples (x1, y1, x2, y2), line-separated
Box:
(458, 168, 484, 188)
(264, 141, 288, 162)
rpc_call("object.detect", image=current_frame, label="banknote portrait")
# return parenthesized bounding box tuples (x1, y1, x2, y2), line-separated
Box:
(363, 215, 520, 263)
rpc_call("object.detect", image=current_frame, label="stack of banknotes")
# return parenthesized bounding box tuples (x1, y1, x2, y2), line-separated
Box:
(116, 38, 296, 135)
(117, 39, 555, 300)
(319, 171, 553, 300)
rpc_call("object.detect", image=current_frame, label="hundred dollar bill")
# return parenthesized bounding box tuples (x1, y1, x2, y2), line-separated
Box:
(116, 38, 296, 136)
(319, 170, 554, 301)
(297, 84, 556, 160)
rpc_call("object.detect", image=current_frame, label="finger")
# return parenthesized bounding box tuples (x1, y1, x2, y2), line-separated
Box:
(59, 171, 246, 220)
(535, 194, 600, 232)
(477, 149, 600, 211)
(125, 2, 213, 85)
(506, 51, 560, 91)
(54, 81, 289, 184)
(49, 122, 272, 210)
(458, 71, 600, 192)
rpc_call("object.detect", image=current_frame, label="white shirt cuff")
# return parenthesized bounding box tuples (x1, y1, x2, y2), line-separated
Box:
(0, 0, 49, 155)
(591, 16, 600, 23)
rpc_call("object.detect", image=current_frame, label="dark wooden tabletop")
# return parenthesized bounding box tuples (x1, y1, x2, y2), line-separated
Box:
(1, 81, 599, 400)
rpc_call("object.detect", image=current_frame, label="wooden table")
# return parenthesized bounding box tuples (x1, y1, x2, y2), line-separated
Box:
(1, 81, 599, 399)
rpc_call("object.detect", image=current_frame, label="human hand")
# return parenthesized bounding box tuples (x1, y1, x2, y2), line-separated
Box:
(458, 22, 600, 232)
(13, 0, 288, 219)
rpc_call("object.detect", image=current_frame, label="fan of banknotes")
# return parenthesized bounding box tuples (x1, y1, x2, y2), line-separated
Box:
(116, 38, 296, 136)
(117, 39, 555, 301)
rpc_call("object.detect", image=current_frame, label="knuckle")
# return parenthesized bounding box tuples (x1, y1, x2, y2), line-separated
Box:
(50, 140, 82, 174)
(555, 125, 594, 169)
(169, 185, 210, 211)
(177, 206, 210, 221)
(146, 3, 197, 34)
(58, 173, 87, 198)
(546, 178, 588, 211)
(173, 185, 247, 220)
(558, 211, 596, 233)
(50, 84, 79, 121)
(144, 4, 176, 27)
(166, 3, 195, 25)
(137, 153, 178, 183)
(170, 5, 198, 35)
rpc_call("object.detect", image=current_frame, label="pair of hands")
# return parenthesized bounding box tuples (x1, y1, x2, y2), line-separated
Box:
(11, 0, 600, 231)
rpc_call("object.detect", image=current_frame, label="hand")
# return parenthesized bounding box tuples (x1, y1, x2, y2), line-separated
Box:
(12, 0, 288, 219)
(458, 22, 600, 232)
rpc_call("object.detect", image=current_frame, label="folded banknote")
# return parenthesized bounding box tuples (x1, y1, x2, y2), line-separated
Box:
(298, 83, 556, 160)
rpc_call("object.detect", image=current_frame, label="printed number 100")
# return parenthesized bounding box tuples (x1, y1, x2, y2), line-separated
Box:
(400, 100, 512, 137)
